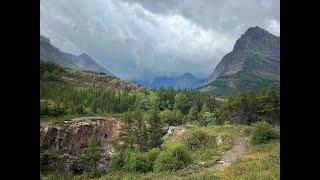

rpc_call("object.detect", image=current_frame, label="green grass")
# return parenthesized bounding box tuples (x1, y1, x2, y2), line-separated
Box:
(216, 140, 280, 180)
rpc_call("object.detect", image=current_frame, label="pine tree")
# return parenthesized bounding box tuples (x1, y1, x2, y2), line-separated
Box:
(132, 108, 148, 151)
(118, 111, 135, 149)
(186, 104, 198, 122)
(147, 105, 163, 149)
(198, 102, 210, 125)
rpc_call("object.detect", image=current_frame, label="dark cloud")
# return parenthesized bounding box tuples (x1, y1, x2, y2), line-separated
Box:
(40, 0, 279, 80)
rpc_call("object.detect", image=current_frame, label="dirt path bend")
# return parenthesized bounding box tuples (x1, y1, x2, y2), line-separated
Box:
(211, 136, 251, 170)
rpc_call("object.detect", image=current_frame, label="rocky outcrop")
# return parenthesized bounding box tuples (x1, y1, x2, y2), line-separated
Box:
(40, 116, 121, 154)
(40, 116, 121, 173)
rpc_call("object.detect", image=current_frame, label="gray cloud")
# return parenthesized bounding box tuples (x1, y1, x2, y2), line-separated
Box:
(40, 0, 279, 80)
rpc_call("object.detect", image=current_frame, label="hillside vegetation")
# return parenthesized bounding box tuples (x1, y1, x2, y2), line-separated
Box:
(40, 61, 279, 179)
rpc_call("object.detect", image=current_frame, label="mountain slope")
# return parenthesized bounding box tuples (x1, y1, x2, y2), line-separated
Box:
(40, 59, 143, 90)
(40, 35, 113, 76)
(201, 26, 280, 97)
(148, 73, 206, 89)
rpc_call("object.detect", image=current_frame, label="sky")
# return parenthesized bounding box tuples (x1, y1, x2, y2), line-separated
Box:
(40, 0, 280, 81)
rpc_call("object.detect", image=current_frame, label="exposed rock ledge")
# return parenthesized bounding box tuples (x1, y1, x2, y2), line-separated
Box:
(40, 116, 121, 154)
(40, 116, 121, 173)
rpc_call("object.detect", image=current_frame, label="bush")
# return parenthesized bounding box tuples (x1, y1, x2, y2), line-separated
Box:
(42, 71, 60, 81)
(145, 148, 161, 172)
(154, 143, 192, 172)
(109, 152, 125, 171)
(78, 137, 102, 178)
(251, 121, 279, 144)
(123, 150, 148, 173)
(110, 148, 160, 173)
(159, 109, 183, 125)
(186, 130, 207, 149)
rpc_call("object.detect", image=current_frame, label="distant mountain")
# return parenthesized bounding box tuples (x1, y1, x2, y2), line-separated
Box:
(201, 26, 280, 97)
(40, 35, 113, 76)
(40, 60, 143, 90)
(139, 73, 206, 89)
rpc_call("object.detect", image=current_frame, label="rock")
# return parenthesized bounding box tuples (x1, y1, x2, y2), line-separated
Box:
(218, 160, 224, 164)
(40, 116, 121, 153)
(216, 135, 224, 145)
(167, 126, 177, 135)
(40, 116, 122, 174)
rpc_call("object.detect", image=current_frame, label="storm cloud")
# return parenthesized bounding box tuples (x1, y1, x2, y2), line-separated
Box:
(40, 0, 279, 80)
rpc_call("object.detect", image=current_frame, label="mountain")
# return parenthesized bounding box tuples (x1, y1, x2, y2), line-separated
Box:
(40, 59, 143, 90)
(144, 73, 206, 89)
(40, 35, 113, 76)
(201, 26, 280, 97)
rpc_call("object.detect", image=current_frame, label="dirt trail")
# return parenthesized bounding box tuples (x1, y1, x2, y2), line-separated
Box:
(210, 136, 251, 170)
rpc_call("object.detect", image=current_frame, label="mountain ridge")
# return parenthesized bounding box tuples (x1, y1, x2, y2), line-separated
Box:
(145, 73, 206, 89)
(40, 35, 113, 76)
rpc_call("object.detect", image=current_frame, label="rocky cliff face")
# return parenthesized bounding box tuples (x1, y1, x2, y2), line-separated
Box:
(40, 116, 121, 153)
(201, 26, 280, 97)
(40, 116, 121, 173)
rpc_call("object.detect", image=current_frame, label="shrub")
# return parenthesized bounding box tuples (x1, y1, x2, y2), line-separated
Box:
(159, 109, 183, 125)
(154, 143, 192, 172)
(42, 71, 60, 81)
(78, 137, 102, 178)
(201, 112, 216, 126)
(110, 148, 160, 173)
(251, 121, 279, 144)
(145, 148, 161, 172)
(123, 150, 148, 173)
(109, 152, 125, 171)
(186, 130, 207, 149)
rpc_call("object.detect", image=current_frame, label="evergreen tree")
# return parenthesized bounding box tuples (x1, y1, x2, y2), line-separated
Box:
(147, 105, 163, 149)
(119, 111, 135, 149)
(198, 102, 210, 126)
(186, 104, 198, 122)
(132, 108, 148, 151)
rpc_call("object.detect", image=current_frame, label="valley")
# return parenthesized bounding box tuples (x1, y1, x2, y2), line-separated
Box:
(40, 59, 279, 180)
(40, 26, 280, 180)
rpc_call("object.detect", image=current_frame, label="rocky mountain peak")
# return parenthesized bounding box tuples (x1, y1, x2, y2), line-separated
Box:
(201, 26, 280, 97)
(233, 26, 279, 58)
(40, 35, 50, 44)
